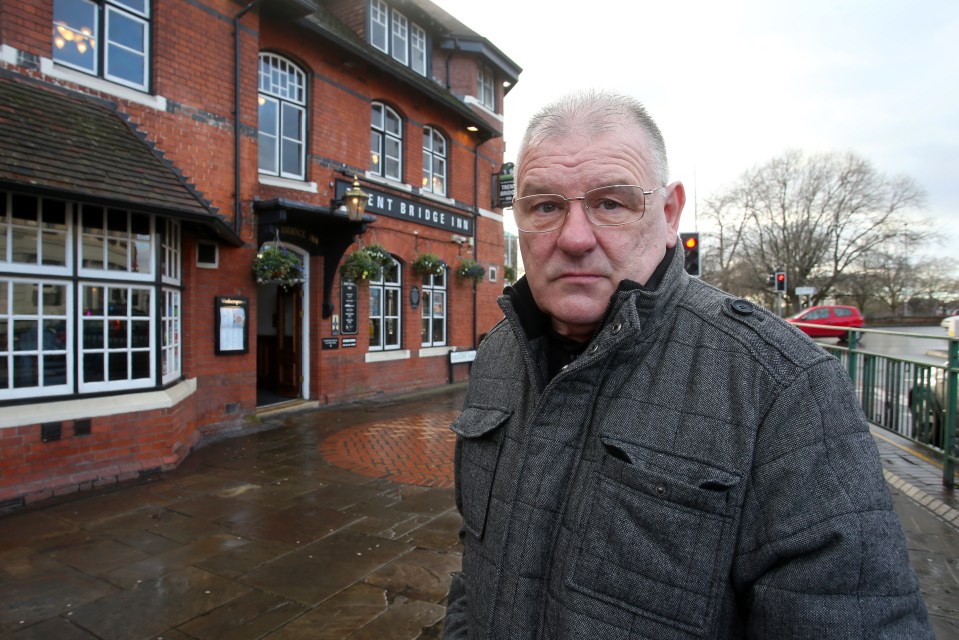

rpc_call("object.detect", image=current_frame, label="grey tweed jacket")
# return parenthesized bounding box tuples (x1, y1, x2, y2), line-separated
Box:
(443, 247, 932, 639)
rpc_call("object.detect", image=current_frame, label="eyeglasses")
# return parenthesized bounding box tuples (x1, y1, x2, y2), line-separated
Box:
(511, 184, 664, 233)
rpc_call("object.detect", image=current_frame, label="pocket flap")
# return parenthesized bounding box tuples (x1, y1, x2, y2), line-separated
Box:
(451, 406, 511, 438)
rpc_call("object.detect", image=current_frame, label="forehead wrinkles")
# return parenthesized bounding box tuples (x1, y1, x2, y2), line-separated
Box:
(517, 129, 655, 195)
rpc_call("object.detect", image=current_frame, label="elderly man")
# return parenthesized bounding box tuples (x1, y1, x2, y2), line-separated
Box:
(443, 90, 931, 639)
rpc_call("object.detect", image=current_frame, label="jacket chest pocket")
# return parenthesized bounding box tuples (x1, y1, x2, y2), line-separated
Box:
(569, 438, 742, 635)
(451, 406, 511, 540)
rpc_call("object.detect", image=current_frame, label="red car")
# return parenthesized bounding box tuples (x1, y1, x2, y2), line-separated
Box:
(786, 305, 864, 340)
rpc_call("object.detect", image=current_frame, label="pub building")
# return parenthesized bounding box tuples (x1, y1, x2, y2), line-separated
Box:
(0, 0, 520, 506)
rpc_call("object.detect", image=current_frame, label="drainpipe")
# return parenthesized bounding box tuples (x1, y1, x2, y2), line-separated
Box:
(472, 137, 481, 349)
(234, 0, 261, 239)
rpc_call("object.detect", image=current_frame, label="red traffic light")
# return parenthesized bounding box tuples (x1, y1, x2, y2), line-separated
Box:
(776, 273, 785, 283)
(684, 236, 698, 250)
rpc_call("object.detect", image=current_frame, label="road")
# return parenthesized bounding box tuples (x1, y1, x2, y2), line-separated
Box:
(819, 325, 952, 365)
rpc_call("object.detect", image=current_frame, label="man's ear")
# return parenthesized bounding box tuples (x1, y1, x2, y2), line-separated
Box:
(662, 181, 686, 247)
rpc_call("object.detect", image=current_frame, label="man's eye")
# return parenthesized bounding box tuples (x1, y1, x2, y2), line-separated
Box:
(533, 201, 562, 214)
(594, 199, 622, 211)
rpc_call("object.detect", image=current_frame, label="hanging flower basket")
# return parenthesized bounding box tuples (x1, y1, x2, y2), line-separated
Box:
(411, 253, 447, 277)
(504, 265, 517, 284)
(456, 258, 486, 284)
(253, 245, 304, 290)
(340, 243, 392, 282)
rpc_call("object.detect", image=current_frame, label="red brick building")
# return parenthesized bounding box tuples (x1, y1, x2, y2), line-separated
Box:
(0, 0, 520, 506)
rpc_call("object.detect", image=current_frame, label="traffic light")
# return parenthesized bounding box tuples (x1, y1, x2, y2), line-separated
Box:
(680, 232, 700, 277)
(775, 271, 787, 293)
(767, 272, 776, 289)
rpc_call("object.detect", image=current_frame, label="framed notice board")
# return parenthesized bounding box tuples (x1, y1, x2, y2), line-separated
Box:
(214, 296, 249, 354)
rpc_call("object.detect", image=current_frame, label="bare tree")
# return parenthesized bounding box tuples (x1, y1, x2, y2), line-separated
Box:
(702, 150, 928, 314)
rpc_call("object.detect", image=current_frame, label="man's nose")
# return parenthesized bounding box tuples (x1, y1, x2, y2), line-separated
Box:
(556, 199, 596, 252)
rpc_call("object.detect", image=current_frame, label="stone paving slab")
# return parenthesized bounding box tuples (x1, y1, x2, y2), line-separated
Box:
(0, 385, 956, 639)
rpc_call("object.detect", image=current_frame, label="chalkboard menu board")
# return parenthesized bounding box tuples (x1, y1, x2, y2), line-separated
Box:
(341, 282, 358, 335)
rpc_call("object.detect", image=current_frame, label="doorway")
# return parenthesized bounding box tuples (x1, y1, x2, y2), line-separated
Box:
(256, 247, 309, 407)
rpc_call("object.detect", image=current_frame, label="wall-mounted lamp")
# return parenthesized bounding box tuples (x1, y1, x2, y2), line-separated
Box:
(332, 176, 369, 221)
(466, 125, 479, 132)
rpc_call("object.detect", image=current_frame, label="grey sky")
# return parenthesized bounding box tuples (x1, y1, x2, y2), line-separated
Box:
(440, 0, 959, 247)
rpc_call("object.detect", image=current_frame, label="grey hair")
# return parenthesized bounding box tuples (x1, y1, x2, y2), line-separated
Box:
(516, 89, 669, 186)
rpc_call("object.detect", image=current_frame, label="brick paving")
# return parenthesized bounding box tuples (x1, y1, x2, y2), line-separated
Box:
(319, 413, 459, 489)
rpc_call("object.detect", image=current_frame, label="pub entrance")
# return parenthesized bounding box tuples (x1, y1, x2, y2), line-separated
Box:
(256, 246, 309, 407)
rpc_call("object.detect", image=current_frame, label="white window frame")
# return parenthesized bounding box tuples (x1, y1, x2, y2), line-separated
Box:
(0, 189, 182, 402)
(0, 192, 73, 277)
(371, 102, 403, 182)
(78, 283, 154, 393)
(0, 277, 73, 400)
(52, 0, 151, 92)
(420, 270, 446, 347)
(390, 11, 408, 65)
(422, 126, 447, 196)
(369, 0, 389, 53)
(369, 256, 401, 351)
(258, 53, 307, 181)
(479, 64, 495, 111)
(77, 205, 155, 282)
(410, 23, 427, 76)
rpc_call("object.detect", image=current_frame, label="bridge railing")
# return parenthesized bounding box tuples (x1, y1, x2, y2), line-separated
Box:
(798, 324, 958, 488)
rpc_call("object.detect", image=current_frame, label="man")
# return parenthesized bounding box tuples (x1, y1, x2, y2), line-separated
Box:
(443, 90, 932, 638)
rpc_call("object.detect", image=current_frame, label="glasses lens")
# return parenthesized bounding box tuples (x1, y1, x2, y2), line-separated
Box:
(513, 194, 567, 232)
(584, 186, 646, 226)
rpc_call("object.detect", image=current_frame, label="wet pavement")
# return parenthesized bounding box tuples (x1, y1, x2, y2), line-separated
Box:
(1, 383, 957, 639)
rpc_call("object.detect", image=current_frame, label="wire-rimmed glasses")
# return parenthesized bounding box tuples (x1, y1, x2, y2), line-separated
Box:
(511, 184, 663, 233)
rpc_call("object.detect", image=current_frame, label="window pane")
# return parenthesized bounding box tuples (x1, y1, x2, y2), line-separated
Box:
(370, 0, 388, 52)
(370, 131, 382, 174)
(258, 97, 279, 174)
(112, 0, 148, 16)
(105, 8, 147, 88)
(369, 318, 382, 347)
(391, 12, 408, 65)
(385, 108, 401, 135)
(53, 0, 98, 74)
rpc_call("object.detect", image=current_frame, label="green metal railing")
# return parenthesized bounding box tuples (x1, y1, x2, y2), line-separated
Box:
(803, 325, 959, 488)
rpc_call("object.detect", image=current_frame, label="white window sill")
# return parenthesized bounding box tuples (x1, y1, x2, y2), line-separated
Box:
(39, 57, 166, 110)
(464, 96, 504, 123)
(259, 175, 318, 193)
(419, 190, 455, 206)
(364, 173, 413, 192)
(365, 349, 411, 363)
(0, 378, 197, 429)
(419, 346, 451, 358)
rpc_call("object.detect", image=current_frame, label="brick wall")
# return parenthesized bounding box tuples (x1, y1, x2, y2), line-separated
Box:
(0, 0, 513, 507)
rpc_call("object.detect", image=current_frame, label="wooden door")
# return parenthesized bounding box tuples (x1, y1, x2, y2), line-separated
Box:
(275, 287, 301, 397)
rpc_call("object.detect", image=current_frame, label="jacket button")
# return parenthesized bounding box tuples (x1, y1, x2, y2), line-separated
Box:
(612, 322, 623, 334)
(588, 344, 599, 355)
(731, 299, 754, 315)
(655, 485, 667, 497)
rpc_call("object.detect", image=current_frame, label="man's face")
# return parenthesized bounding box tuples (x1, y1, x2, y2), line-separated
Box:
(516, 125, 685, 341)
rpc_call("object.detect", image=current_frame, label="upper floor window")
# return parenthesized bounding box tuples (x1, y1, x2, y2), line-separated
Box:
(368, 0, 427, 76)
(371, 102, 403, 182)
(478, 65, 495, 111)
(422, 127, 447, 196)
(369, 256, 401, 351)
(52, 0, 150, 91)
(258, 53, 307, 180)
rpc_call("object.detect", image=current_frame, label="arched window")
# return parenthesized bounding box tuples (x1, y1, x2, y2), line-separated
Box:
(371, 102, 403, 182)
(422, 126, 447, 196)
(369, 256, 401, 350)
(258, 53, 307, 180)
